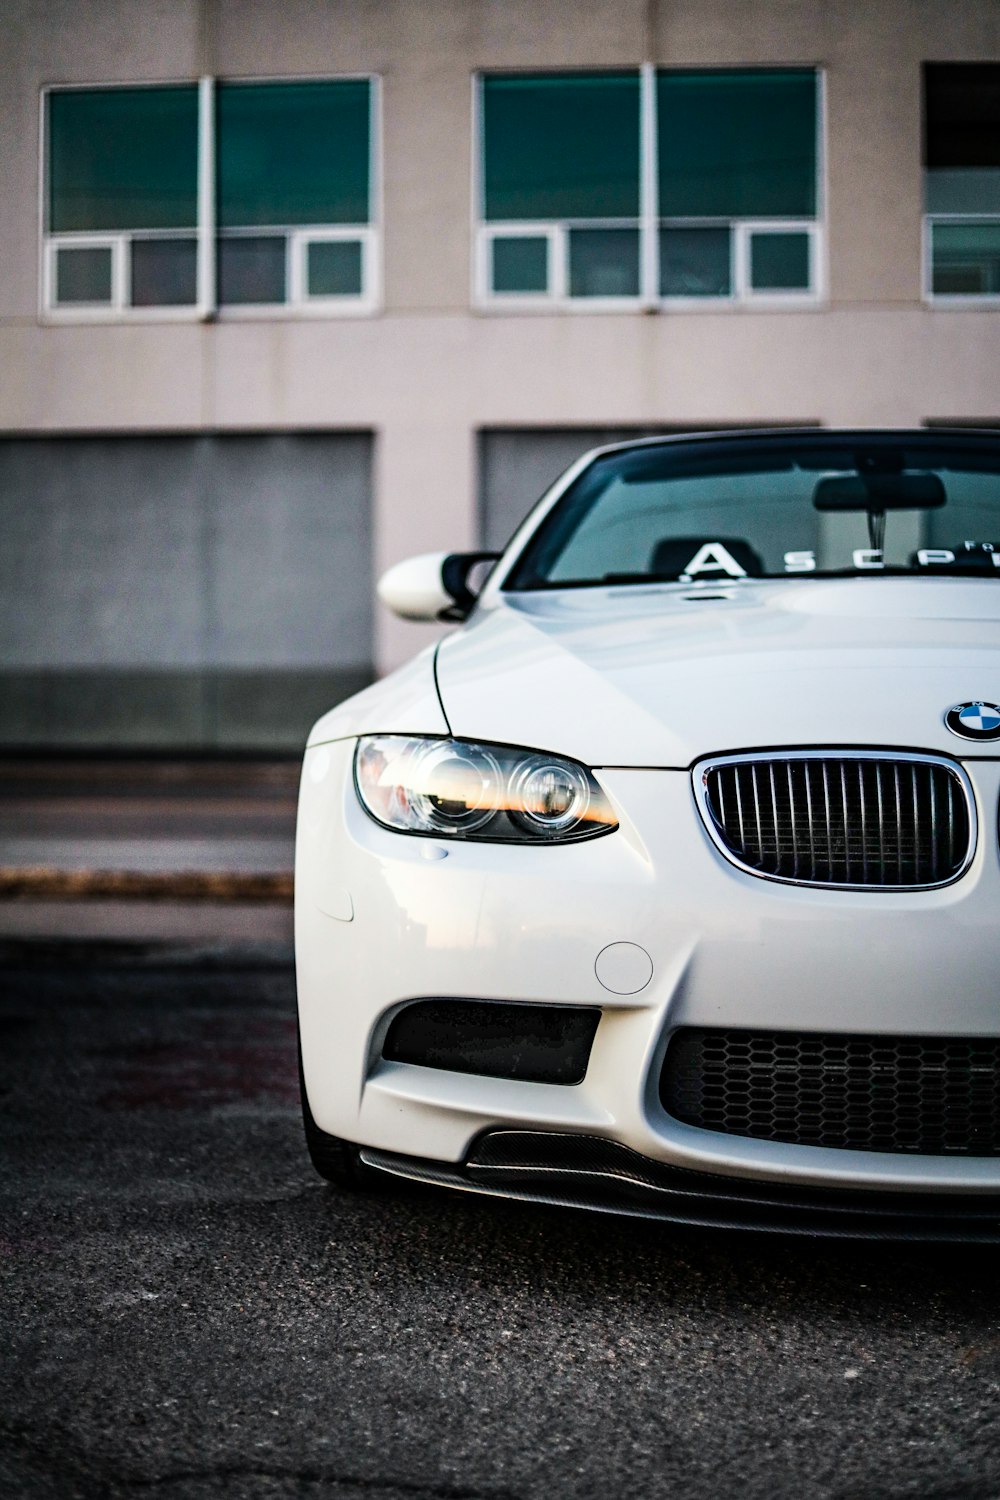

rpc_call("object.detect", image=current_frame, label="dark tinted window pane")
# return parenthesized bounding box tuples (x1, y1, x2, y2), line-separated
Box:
(568, 228, 639, 297)
(307, 239, 363, 296)
(217, 81, 370, 228)
(491, 235, 549, 292)
(660, 225, 731, 296)
(925, 168, 1000, 213)
(932, 222, 1000, 295)
(55, 245, 113, 303)
(750, 231, 811, 290)
(658, 70, 816, 218)
(924, 64, 1000, 169)
(218, 236, 287, 304)
(483, 73, 640, 220)
(130, 238, 198, 306)
(48, 87, 198, 233)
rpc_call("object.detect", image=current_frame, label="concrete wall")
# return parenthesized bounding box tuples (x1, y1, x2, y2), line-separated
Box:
(2, 0, 999, 743)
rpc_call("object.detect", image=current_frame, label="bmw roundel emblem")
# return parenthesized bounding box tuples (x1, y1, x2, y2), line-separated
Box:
(945, 701, 1000, 740)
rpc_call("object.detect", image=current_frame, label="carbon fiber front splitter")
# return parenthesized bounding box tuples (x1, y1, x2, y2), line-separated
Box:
(360, 1129, 1000, 1242)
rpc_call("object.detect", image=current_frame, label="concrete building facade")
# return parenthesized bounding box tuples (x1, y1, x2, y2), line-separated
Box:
(2, 0, 999, 749)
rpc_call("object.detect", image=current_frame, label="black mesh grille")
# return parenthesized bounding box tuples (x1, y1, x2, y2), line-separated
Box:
(702, 755, 970, 887)
(662, 1028, 1000, 1156)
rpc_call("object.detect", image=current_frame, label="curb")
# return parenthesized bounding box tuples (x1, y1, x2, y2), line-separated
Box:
(0, 867, 294, 903)
(0, 936, 295, 968)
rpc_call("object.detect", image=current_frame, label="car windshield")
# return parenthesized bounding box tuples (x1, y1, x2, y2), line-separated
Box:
(504, 433, 1000, 589)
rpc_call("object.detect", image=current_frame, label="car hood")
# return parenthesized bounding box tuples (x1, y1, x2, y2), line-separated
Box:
(435, 579, 1000, 767)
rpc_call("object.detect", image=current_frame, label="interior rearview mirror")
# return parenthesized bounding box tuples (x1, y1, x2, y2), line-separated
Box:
(813, 473, 947, 511)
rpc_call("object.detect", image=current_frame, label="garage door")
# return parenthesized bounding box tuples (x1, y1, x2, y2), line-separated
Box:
(0, 433, 373, 750)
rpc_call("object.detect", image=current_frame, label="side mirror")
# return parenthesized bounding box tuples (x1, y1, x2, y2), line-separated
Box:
(377, 551, 501, 622)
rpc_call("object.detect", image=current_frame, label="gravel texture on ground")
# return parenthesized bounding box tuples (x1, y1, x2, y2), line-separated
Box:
(2, 941, 1000, 1500)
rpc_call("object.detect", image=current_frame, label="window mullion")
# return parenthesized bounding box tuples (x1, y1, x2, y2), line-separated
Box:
(288, 229, 303, 305)
(734, 222, 748, 299)
(197, 74, 216, 318)
(640, 62, 658, 305)
(116, 234, 129, 312)
(552, 225, 567, 301)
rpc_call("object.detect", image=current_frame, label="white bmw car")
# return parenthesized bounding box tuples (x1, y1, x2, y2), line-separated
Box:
(296, 429, 1000, 1238)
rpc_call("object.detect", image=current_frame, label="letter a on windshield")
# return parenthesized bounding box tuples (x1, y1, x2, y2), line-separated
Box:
(681, 542, 747, 580)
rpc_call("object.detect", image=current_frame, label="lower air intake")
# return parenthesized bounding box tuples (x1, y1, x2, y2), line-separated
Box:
(662, 1027, 1000, 1156)
(382, 998, 599, 1084)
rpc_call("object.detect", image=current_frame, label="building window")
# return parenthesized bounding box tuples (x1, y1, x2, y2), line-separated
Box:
(45, 85, 200, 313)
(924, 64, 1000, 302)
(479, 73, 642, 304)
(43, 77, 378, 318)
(216, 80, 375, 309)
(658, 70, 818, 302)
(476, 67, 821, 309)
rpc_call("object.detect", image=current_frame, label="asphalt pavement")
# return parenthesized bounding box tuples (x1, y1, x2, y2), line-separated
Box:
(3, 939, 1000, 1500)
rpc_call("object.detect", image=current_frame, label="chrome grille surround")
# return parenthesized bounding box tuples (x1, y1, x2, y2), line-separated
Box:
(694, 750, 976, 890)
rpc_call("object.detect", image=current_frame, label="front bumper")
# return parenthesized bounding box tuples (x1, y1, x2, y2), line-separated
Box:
(360, 1131, 1000, 1241)
(295, 739, 1000, 1199)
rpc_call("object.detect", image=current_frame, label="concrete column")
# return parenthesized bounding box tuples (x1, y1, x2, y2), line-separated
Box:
(374, 416, 477, 673)
(825, 6, 924, 308)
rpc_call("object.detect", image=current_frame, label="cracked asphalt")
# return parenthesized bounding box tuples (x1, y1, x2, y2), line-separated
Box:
(3, 940, 1000, 1500)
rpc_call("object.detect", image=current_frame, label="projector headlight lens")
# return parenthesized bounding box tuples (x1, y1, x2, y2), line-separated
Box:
(510, 757, 591, 834)
(354, 736, 617, 843)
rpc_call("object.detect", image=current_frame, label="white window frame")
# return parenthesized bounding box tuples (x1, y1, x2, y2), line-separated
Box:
(197, 74, 216, 315)
(40, 74, 381, 323)
(39, 78, 206, 324)
(474, 65, 826, 313)
(923, 213, 1000, 306)
(291, 226, 379, 311)
(44, 229, 215, 319)
(657, 220, 822, 306)
(472, 70, 649, 312)
(43, 234, 122, 313)
(217, 223, 379, 316)
(477, 220, 647, 308)
(478, 223, 560, 303)
(737, 220, 822, 303)
(217, 74, 382, 319)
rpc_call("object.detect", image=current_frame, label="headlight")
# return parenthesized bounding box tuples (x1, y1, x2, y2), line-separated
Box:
(354, 736, 618, 843)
